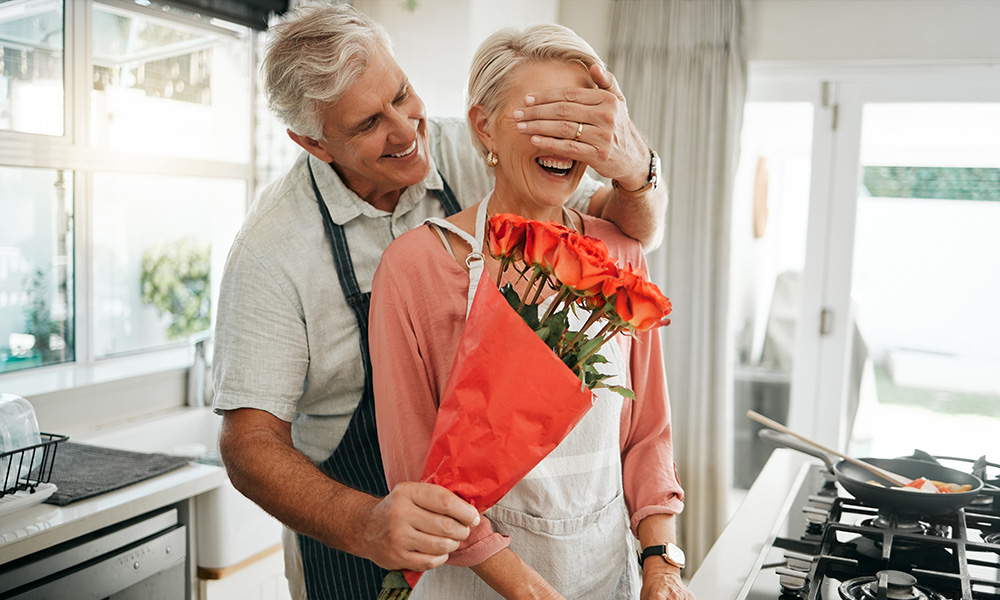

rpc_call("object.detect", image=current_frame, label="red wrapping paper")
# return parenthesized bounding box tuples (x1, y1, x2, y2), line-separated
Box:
(403, 270, 597, 588)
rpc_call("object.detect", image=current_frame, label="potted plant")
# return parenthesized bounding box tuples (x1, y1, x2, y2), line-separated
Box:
(140, 238, 211, 340)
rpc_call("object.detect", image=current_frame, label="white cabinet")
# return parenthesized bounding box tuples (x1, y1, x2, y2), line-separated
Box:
(199, 545, 291, 600)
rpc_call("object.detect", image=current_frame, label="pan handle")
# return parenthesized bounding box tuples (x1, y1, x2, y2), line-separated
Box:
(758, 429, 836, 473)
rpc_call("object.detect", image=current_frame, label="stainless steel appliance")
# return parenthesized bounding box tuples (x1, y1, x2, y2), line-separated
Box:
(740, 455, 1000, 599)
(0, 508, 186, 599)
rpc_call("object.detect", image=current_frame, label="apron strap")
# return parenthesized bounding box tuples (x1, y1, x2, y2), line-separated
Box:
(300, 157, 461, 600)
(424, 199, 491, 316)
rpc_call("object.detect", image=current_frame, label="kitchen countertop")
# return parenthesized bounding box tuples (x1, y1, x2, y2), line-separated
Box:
(689, 448, 812, 598)
(0, 461, 226, 565)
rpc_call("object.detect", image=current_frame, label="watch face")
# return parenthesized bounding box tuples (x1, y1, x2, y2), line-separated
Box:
(667, 542, 685, 567)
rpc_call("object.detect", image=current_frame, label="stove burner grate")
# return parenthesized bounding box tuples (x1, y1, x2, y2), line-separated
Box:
(861, 514, 947, 536)
(838, 570, 946, 600)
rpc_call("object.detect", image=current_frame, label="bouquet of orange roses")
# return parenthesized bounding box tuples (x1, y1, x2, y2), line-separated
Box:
(378, 213, 671, 599)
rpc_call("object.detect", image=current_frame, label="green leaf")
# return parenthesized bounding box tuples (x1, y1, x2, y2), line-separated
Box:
(500, 283, 520, 311)
(607, 385, 636, 400)
(381, 571, 411, 589)
(577, 337, 605, 359)
(521, 304, 540, 329)
(587, 353, 609, 366)
(542, 308, 569, 336)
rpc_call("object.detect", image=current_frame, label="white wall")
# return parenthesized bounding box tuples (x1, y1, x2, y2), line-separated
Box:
(558, 0, 614, 61)
(747, 0, 1000, 62)
(354, 0, 558, 118)
(356, 0, 1000, 120)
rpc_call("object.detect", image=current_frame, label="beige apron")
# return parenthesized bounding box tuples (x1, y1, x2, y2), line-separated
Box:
(414, 201, 640, 599)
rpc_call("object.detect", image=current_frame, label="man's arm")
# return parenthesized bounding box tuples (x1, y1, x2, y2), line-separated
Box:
(514, 64, 667, 250)
(219, 407, 480, 572)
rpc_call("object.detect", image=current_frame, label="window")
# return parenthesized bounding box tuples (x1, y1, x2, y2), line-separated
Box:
(0, 166, 74, 371)
(0, 0, 64, 136)
(0, 0, 254, 376)
(731, 69, 1000, 468)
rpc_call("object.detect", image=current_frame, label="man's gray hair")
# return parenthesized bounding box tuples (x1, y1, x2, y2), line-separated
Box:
(466, 24, 604, 158)
(262, 3, 392, 139)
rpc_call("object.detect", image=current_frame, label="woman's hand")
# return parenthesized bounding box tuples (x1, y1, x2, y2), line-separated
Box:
(513, 63, 650, 189)
(641, 566, 696, 600)
(636, 515, 696, 599)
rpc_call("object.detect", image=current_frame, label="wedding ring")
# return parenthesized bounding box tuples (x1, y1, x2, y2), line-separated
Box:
(574, 122, 584, 141)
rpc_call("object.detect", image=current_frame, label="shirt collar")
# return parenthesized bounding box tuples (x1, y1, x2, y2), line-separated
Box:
(310, 154, 443, 226)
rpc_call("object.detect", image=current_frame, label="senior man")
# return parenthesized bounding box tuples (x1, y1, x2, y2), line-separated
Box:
(213, 4, 667, 599)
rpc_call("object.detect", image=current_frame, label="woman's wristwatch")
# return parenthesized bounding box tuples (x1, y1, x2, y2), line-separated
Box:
(638, 542, 686, 569)
(612, 150, 660, 194)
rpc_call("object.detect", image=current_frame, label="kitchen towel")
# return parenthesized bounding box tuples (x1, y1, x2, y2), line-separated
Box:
(43, 442, 191, 506)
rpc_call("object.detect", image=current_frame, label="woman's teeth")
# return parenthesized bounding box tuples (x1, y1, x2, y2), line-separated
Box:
(536, 157, 573, 175)
(389, 140, 417, 158)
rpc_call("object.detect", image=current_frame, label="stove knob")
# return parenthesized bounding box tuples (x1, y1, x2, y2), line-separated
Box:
(807, 494, 834, 508)
(784, 550, 813, 572)
(776, 567, 808, 591)
(802, 506, 829, 525)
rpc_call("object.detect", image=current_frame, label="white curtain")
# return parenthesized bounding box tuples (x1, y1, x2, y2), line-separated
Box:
(608, 0, 747, 574)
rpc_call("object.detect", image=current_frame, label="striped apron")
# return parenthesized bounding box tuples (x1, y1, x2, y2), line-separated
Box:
(298, 160, 461, 600)
(413, 200, 642, 599)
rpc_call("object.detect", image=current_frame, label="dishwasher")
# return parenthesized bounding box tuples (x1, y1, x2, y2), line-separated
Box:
(0, 508, 187, 599)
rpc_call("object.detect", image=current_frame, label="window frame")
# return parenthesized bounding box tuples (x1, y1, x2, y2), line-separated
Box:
(0, 0, 258, 402)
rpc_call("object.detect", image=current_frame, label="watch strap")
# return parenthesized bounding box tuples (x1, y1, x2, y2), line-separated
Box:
(638, 543, 685, 569)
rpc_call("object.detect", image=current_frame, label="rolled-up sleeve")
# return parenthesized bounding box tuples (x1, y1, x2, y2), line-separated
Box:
(617, 258, 685, 535)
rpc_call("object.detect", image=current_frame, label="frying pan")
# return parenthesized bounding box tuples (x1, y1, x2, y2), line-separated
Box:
(759, 429, 984, 515)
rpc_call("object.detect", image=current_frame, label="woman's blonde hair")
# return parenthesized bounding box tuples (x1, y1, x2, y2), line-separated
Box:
(467, 24, 604, 157)
(262, 3, 392, 139)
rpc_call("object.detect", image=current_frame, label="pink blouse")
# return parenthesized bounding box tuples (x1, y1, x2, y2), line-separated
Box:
(370, 214, 684, 567)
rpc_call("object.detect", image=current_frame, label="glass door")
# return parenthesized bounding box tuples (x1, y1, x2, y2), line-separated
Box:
(790, 68, 1000, 458)
(843, 84, 1000, 461)
(730, 76, 833, 487)
(736, 67, 1000, 483)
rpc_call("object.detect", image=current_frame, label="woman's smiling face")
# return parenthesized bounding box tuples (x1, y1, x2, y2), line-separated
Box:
(476, 60, 597, 217)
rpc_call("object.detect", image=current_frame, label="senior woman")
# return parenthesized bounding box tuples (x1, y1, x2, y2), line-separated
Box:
(370, 25, 693, 600)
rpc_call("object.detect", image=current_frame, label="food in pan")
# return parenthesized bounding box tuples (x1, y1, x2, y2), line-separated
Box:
(866, 476, 974, 494)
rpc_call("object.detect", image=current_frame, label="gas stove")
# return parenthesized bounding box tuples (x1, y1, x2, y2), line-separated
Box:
(740, 455, 1000, 599)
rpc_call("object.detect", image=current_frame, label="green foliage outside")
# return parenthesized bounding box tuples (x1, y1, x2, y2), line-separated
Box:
(22, 268, 60, 356)
(141, 238, 211, 340)
(863, 166, 1000, 202)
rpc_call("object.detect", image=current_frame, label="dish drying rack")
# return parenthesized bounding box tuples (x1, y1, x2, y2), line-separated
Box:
(0, 433, 68, 516)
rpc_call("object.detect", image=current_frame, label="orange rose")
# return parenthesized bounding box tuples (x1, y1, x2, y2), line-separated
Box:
(552, 234, 617, 294)
(523, 220, 572, 269)
(488, 213, 528, 261)
(603, 263, 672, 332)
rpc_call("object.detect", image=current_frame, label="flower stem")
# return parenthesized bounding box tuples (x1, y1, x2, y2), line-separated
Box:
(495, 258, 506, 288)
(528, 272, 551, 307)
(577, 305, 609, 340)
(518, 268, 541, 312)
(540, 285, 573, 323)
(573, 321, 620, 369)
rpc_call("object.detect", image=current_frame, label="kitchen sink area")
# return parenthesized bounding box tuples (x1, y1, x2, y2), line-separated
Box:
(78, 406, 284, 573)
(0, 406, 286, 599)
